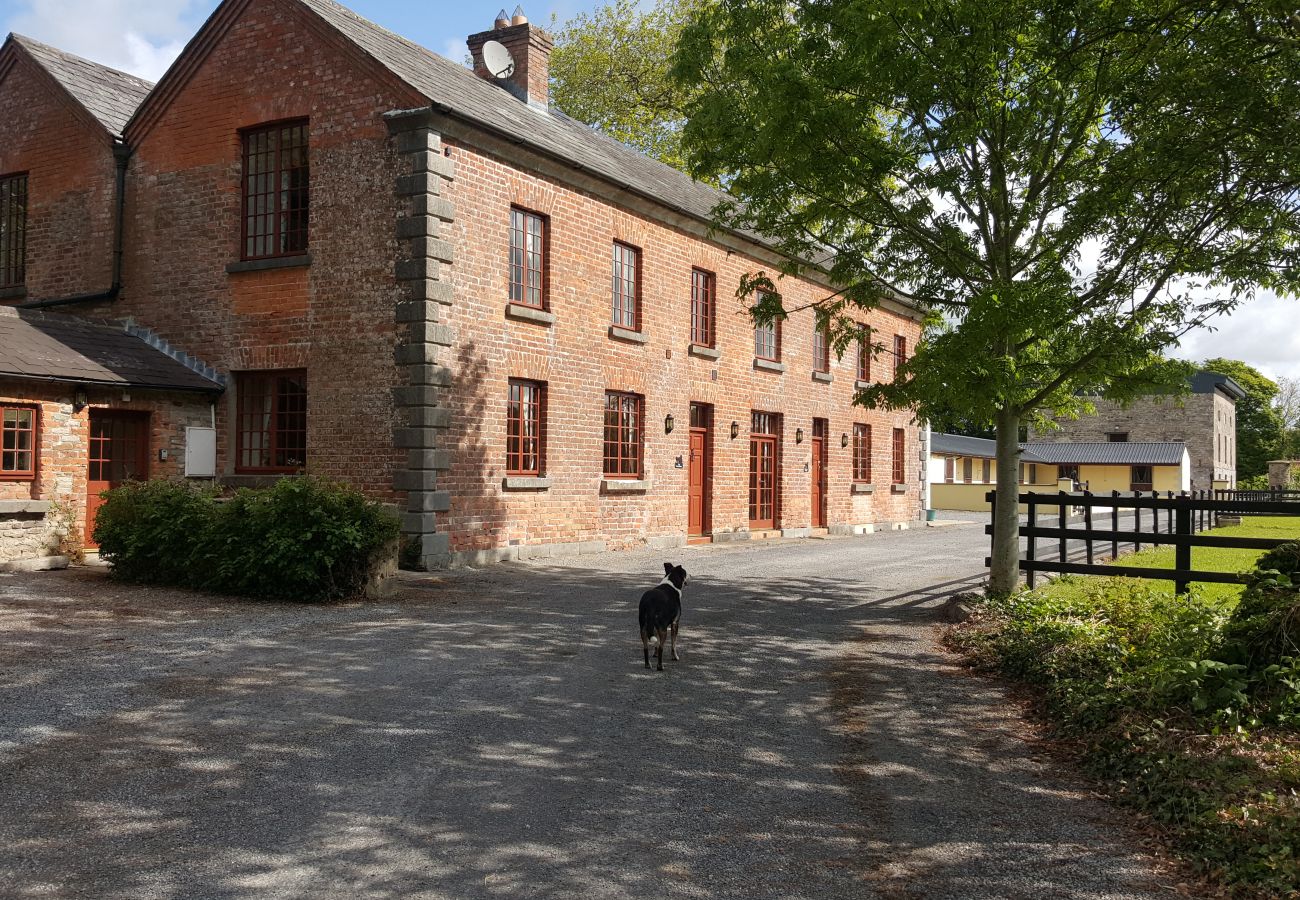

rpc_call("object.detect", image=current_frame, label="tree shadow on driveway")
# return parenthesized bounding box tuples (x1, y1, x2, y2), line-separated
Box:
(0, 546, 1178, 899)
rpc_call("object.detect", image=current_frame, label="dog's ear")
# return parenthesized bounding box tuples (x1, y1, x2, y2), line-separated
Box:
(663, 562, 673, 576)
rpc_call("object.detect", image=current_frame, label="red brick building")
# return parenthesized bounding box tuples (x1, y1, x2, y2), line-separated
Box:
(1, 0, 925, 570)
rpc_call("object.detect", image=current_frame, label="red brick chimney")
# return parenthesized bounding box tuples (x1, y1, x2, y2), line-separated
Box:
(467, 6, 554, 109)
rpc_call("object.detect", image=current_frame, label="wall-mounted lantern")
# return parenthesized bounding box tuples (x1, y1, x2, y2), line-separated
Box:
(664, 413, 675, 434)
(841, 432, 850, 448)
(795, 427, 805, 444)
(730, 421, 740, 440)
(73, 386, 88, 412)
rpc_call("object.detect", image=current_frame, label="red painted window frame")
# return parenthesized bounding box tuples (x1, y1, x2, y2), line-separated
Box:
(1, 404, 37, 480)
(852, 423, 872, 483)
(892, 427, 906, 484)
(509, 206, 547, 309)
(690, 268, 715, 347)
(754, 293, 781, 361)
(603, 390, 643, 478)
(857, 325, 871, 382)
(0, 173, 27, 288)
(893, 334, 907, 380)
(506, 379, 546, 476)
(611, 241, 641, 330)
(813, 323, 830, 373)
(240, 120, 309, 261)
(235, 370, 308, 474)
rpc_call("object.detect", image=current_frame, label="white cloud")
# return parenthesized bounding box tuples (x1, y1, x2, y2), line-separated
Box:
(4, 0, 209, 80)
(1171, 289, 1300, 382)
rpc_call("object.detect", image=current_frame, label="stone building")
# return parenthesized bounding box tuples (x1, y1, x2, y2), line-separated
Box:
(1031, 371, 1244, 490)
(1, 0, 925, 569)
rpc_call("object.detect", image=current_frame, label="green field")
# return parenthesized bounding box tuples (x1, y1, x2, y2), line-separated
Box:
(1052, 515, 1300, 605)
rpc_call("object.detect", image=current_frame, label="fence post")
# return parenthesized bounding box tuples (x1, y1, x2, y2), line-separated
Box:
(1135, 492, 1142, 553)
(1026, 495, 1037, 589)
(1084, 491, 1094, 565)
(1174, 502, 1191, 595)
(1112, 490, 1119, 560)
(1166, 491, 1174, 535)
(1058, 491, 1068, 567)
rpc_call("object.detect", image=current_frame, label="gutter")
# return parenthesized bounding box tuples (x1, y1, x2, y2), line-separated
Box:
(18, 139, 129, 310)
(0, 372, 223, 394)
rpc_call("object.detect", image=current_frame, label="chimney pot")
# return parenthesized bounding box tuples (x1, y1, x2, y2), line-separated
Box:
(511, 6, 528, 26)
(494, 9, 510, 28)
(467, 11, 553, 108)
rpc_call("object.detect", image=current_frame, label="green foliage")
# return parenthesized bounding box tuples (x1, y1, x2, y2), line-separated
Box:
(947, 544, 1300, 893)
(94, 478, 399, 602)
(1203, 358, 1284, 480)
(673, 0, 1300, 593)
(550, 0, 704, 177)
(1221, 542, 1300, 673)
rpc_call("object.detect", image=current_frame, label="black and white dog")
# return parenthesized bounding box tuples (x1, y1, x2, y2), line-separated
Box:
(639, 562, 689, 671)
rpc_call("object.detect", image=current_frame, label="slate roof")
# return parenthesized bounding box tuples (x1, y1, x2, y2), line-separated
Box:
(931, 433, 1004, 460)
(1190, 370, 1247, 401)
(1021, 441, 1188, 467)
(293, 0, 801, 261)
(8, 34, 154, 137)
(0, 307, 223, 392)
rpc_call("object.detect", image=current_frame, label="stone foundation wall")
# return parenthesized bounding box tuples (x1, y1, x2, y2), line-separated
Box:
(0, 501, 67, 566)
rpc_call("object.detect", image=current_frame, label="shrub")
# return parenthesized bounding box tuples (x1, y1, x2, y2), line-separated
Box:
(1221, 541, 1300, 673)
(93, 480, 217, 584)
(93, 477, 399, 602)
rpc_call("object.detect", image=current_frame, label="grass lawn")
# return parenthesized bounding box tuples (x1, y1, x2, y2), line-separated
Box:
(1103, 515, 1300, 605)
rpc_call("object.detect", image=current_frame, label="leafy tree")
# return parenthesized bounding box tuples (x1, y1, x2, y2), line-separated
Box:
(1274, 375, 1300, 458)
(550, 0, 700, 175)
(1203, 358, 1284, 478)
(674, 0, 1300, 594)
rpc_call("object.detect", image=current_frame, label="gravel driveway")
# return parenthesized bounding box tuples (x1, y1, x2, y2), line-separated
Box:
(0, 524, 1183, 899)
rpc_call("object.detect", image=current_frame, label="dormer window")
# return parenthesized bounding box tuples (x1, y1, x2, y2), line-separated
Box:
(0, 173, 27, 288)
(241, 122, 309, 260)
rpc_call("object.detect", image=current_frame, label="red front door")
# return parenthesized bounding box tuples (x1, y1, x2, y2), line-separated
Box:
(86, 411, 149, 547)
(688, 403, 712, 537)
(811, 419, 827, 528)
(749, 411, 780, 530)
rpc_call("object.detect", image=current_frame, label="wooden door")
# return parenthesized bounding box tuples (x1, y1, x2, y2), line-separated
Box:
(811, 419, 827, 527)
(688, 403, 712, 536)
(86, 411, 149, 547)
(749, 437, 777, 528)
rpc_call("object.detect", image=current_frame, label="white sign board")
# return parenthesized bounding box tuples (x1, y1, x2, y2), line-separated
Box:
(184, 426, 217, 477)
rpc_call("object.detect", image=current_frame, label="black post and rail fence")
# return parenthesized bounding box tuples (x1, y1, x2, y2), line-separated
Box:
(985, 489, 1300, 594)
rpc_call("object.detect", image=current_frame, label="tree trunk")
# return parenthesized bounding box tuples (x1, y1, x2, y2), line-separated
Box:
(988, 406, 1022, 596)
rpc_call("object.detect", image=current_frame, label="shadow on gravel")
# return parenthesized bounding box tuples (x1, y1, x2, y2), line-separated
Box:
(0, 557, 1168, 899)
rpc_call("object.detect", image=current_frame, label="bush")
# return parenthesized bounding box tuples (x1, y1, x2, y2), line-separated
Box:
(1221, 541, 1300, 673)
(94, 477, 399, 602)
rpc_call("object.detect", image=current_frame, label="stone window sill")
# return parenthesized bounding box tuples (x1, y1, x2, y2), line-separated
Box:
(855, 379, 872, 391)
(503, 476, 551, 491)
(891, 483, 909, 494)
(226, 253, 312, 274)
(0, 499, 50, 514)
(812, 370, 833, 383)
(688, 343, 720, 360)
(505, 303, 555, 326)
(753, 358, 786, 374)
(609, 325, 649, 344)
(601, 478, 650, 493)
(851, 483, 875, 494)
(0, 285, 27, 301)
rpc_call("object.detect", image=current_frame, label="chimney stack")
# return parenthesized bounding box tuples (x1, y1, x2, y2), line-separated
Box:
(467, 6, 554, 109)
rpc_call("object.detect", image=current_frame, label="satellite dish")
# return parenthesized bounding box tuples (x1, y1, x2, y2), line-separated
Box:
(482, 40, 515, 79)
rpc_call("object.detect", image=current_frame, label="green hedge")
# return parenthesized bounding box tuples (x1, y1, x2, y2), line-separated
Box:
(93, 478, 400, 601)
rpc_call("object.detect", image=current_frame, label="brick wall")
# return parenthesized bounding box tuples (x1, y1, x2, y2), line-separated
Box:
(439, 140, 925, 557)
(99, 0, 425, 500)
(1, 380, 212, 556)
(0, 52, 118, 304)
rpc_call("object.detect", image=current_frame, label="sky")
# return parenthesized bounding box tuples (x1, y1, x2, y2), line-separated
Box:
(1, 0, 1295, 385)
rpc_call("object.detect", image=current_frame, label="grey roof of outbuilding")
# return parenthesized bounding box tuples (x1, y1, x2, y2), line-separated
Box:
(931, 433, 1004, 459)
(1021, 441, 1187, 466)
(0, 307, 223, 392)
(8, 34, 154, 137)
(292, 0, 801, 260)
